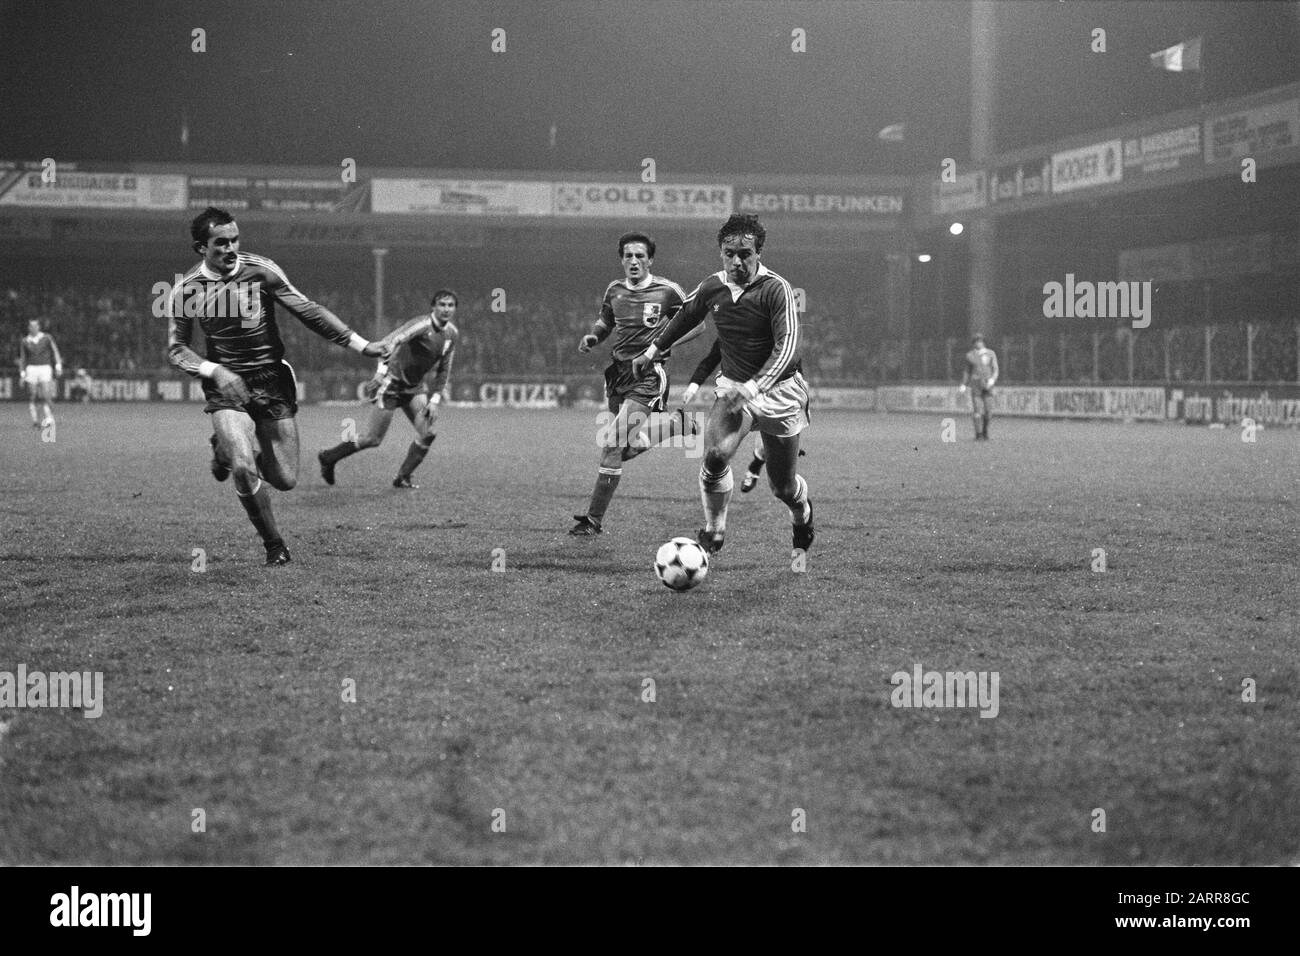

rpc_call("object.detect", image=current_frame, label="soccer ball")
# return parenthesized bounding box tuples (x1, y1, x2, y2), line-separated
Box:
(654, 537, 710, 591)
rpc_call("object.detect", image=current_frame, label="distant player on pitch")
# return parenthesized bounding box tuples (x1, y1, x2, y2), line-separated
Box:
(319, 290, 459, 489)
(632, 213, 813, 556)
(960, 333, 998, 440)
(569, 231, 699, 536)
(19, 319, 63, 429)
(166, 206, 390, 566)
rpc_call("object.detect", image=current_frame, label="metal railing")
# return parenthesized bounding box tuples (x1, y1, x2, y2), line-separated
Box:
(899, 322, 1300, 385)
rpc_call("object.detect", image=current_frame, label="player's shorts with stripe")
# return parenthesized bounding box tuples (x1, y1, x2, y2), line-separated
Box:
(203, 360, 299, 421)
(23, 364, 56, 399)
(604, 359, 669, 413)
(376, 381, 427, 411)
(716, 371, 811, 438)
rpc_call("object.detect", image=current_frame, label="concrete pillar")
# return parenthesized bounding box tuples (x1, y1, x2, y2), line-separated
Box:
(372, 247, 389, 338)
(969, 0, 997, 341)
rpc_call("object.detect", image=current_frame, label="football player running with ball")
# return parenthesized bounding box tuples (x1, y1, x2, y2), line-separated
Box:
(319, 291, 459, 489)
(569, 231, 700, 536)
(632, 213, 813, 558)
(678, 336, 800, 494)
(166, 206, 390, 566)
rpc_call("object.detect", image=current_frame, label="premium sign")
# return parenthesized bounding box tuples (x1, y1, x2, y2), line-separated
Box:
(879, 386, 1166, 420)
(1051, 140, 1122, 194)
(1204, 98, 1300, 164)
(372, 179, 551, 216)
(931, 170, 987, 214)
(1123, 124, 1201, 175)
(0, 170, 187, 209)
(187, 176, 354, 212)
(737, 190, 903, 216)
(553, 183, 732, 219)
(1118, 233, 1272, 282)
(1173, 386, 1300, 427)
(478, 382, 568, 407)
(1118, 242, 1196, 283)
(988, 158, 1050, 204)
(806, 388, 878, 410)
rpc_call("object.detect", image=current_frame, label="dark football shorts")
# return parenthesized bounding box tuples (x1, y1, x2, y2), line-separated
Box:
(605, 359, 669, 414)
(203, 360, 299, 421)
(377, 382, 427, 411)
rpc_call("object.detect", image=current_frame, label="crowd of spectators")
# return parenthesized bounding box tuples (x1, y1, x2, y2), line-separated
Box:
(3, 279, 887, 383)
(3, 286, 152, 372)
(7, 279, 1298, 385)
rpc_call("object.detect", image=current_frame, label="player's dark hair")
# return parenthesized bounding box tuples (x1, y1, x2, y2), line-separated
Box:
(717, 213, 765, 252)
(431, 289, 459, 307)
(972, 333, 985, 345)
(190, 206, 236, 245)
(617, 232, 655, 258)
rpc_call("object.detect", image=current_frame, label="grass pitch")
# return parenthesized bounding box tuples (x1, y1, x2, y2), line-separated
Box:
(1, 402, 1297, 864)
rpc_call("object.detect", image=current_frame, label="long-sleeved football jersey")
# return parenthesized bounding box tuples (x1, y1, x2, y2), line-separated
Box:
(688, 338, 722, 387)
(963, 347, 998, 389)
(167, 252, 362, 376)
(381, 315, 459, 394)
(596, 275, 686, 362)
(20, 331, 61, 368)
(651, 263, 800, 392)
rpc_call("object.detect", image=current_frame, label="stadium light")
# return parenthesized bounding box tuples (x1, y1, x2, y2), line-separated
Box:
(949, 222, 964, 236)
(916, 253, 932, 263)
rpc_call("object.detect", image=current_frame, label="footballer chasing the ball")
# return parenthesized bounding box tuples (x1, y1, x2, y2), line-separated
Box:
(166, 206, 390, 566)
(319, 290, 460, 490)
(632, 213, 814, 557)
(569, 231, 700, 536)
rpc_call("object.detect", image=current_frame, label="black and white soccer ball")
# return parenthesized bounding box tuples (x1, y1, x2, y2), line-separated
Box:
(654, 536, 709, 591)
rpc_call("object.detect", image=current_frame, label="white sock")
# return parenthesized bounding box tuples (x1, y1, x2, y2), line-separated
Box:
(789, 474, 810, 524)
(699, 465, 733, 533)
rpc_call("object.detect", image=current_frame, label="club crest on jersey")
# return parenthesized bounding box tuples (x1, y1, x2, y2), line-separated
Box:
(641, 302, 662, 328)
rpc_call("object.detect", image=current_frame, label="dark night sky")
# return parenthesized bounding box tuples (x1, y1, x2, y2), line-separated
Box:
(2, 0, 1299, 175)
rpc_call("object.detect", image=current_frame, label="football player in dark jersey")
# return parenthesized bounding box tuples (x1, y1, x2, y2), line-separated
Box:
(318, 291, 459, 489)
(166, 206, 389, 566)
(569, 232, 700, 536)
(633, 214, 813, 557)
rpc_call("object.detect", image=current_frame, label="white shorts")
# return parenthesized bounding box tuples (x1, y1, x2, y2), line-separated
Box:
(23, 364, 53, 386)
(716, 371, 811, 438)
